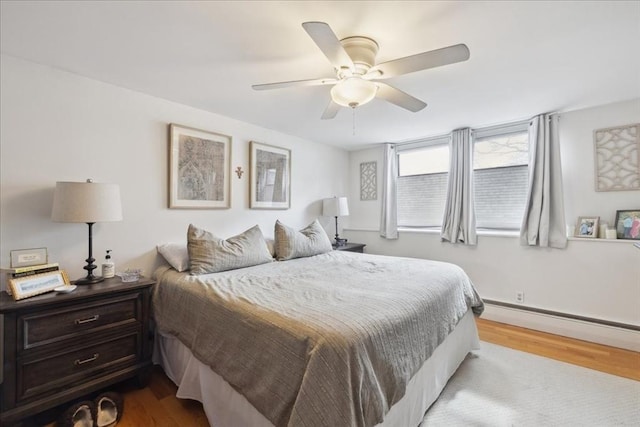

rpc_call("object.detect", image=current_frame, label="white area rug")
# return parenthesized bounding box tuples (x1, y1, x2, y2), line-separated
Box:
(422, 341, 640, 426)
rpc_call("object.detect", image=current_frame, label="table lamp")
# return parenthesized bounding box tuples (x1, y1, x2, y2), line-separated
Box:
(323, 196, 349, 246)
(52, 179, 122, 284)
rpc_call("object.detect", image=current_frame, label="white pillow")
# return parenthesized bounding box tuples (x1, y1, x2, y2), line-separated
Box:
(157, 243, 190, 272)
(265, 237, 276, 258)
(274, 219, 333, 261)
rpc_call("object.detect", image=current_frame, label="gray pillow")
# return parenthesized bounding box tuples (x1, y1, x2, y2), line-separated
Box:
(274, 219, 333, 261)
(188, 224, 273, 275)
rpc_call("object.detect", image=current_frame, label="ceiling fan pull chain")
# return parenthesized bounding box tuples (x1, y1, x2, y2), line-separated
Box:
(352, 107, 356, 136)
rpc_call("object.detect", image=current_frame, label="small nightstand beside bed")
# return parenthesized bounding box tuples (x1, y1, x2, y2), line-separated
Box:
(333, 242, 366, 253)
(0, 278, 154, 426)
(153, 221, 484, 427)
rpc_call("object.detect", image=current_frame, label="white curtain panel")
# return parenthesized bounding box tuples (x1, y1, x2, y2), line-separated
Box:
(441, 128, 477, 245)
(380, 143, 399, 239)
(520, 114, 567, 248)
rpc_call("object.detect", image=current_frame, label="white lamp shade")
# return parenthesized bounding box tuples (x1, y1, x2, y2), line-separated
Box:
(330, 78, 378, 108)
(323, 197, 349, 217)
(52, 181, 123, 223)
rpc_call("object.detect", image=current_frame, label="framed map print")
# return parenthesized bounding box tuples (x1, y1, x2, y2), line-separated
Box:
(169, 124, 231, 209)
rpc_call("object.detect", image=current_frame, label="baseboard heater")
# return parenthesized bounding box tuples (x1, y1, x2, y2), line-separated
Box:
(483, 299, 640, 332)
(482, 299, 640, 351)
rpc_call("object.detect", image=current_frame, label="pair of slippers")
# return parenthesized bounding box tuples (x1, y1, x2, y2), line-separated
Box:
(58, 392, 123, 427)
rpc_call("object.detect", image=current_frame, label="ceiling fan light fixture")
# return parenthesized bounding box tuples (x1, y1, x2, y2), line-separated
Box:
(330, 77, 378, 108)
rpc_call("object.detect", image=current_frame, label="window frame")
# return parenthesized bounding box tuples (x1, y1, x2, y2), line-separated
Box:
(396, 135, 450, 229)
(472, 120, 530, 231)
(394, 119, 531, 232)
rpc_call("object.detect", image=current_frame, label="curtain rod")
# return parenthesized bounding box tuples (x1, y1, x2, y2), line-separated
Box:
(388, 112, 559, 148)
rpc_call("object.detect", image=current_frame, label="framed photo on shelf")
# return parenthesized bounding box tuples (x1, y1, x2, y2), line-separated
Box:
(9, 270, 70, 301)
(614, 209, 640, 240)
(575, 216, 599, 238)
(10, 247, 48, 268)
(168, 124, 231, 209)
(250, 141, 291, 209)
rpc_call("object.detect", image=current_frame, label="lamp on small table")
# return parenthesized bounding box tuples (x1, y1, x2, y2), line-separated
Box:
(52, 179, 122, 284)
(323, 196, 349, 247)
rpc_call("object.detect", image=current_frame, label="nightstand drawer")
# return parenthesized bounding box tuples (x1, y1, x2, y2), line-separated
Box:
(18, 332, 139, 402)
(21, 293, 140, 350)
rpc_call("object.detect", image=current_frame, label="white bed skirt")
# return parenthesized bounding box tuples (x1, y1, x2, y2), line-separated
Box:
(153, 310, 480, 427)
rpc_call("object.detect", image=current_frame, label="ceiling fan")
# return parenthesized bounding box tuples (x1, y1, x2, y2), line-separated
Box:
(252, 22, 470, 119)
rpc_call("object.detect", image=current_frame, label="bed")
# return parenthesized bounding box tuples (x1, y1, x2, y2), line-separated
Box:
(152, 244, 484, 427)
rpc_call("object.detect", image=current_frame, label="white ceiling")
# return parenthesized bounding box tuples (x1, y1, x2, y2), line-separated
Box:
(1, 1, 639, 149)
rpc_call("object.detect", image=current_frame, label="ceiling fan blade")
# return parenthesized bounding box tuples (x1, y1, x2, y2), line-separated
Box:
(372, 43, 470, 79)
(302, 22, 355, 71)
(376, 82, 427, 112)
(252, 78, 337, 91)
(321, 100, 341, 120)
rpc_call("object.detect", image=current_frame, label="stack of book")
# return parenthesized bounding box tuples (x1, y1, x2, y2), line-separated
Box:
(2, 263, 60, 294)
(4, 262, 60, 278)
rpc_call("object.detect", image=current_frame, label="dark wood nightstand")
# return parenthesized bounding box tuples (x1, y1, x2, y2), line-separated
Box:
(333, 243, 366, 253)
(0, 277, 154, 425)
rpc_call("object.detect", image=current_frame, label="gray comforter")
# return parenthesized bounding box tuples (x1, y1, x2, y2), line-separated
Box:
(153, 251, 484, 427)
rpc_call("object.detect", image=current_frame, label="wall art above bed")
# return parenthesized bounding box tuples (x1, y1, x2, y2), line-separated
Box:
(168, 124, 232, 209)
(594, 123, 640, 192)
(250, 141, 291, 209)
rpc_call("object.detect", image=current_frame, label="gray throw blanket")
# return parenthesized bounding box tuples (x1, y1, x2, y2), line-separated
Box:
(153, 251, 484, 427)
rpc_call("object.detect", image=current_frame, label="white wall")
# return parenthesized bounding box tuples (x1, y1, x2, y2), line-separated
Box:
(561, 99, 640, 224)
(346, 99, 640, 348)
(0, 54, 349, 284)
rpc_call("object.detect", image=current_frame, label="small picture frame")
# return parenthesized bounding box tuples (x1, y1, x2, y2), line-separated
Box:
(575, 216, 600, 238)
(168, 124, 232, 209)
(614, 209, 640, 240)
(10, 247, 48, 268)
(9, 270, 70, 301)
(250, 141, 291, 209)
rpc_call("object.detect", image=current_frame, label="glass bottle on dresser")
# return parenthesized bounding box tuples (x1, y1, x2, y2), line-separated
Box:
(102, 250, 115, 279)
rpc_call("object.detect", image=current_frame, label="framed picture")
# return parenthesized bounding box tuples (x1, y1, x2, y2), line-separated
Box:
(614, 209, 640, 240)
(168, 124, 231, 209)
(10, 247, 48, 268)
(9, 270, 70, 301)
(250, 141, 291, 209)
(575, 216, 599, 238)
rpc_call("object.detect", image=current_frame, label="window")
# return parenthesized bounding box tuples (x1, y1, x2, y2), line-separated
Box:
(473, 126, 529, 230)
(396, 139, 449, 227)
(395, 120, 530, 231)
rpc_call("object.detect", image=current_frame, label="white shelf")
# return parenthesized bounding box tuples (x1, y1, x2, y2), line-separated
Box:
(567, 237, 635, 244)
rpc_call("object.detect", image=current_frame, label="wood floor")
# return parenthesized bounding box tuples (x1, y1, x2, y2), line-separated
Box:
(39, 318, 639, 427)
(475, 318, 640, 381)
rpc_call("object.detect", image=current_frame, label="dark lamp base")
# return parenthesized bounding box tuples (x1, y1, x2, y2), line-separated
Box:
(75, 275, 105, 285)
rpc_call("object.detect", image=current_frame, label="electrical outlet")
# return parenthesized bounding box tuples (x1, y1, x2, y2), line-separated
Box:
(516, 292, 525, 304)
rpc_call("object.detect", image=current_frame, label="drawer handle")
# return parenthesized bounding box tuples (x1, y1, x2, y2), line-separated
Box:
(74, 353, 99, 366)
(75, 314, 100, 325)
